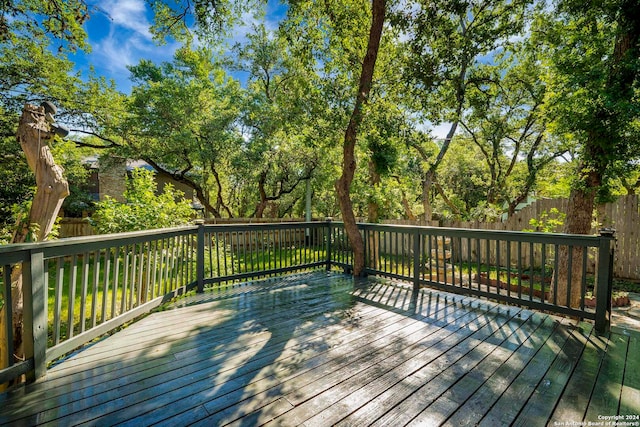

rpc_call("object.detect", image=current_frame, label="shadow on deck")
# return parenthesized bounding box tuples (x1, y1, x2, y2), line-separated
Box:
(0, 271, 638, 426)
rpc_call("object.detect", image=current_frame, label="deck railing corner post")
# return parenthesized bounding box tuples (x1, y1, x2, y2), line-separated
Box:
(195, 220, 205, 293)
(595, 228, 615, 334)
(23, 248, 47, 382)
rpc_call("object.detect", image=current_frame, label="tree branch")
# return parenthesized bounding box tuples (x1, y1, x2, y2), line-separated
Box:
(69, 129, 122, 148)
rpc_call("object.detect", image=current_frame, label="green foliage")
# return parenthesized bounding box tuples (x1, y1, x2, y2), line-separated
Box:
(538, 0, 640, 199)
(524, 208, 566, 233)
(363, 103, 402, 177)
(1, 8, 85, 109)
(121, 45, 243, 217)
(0, 24, 80, 223)
(50, 139, 97, 217)
(534, 160, 574, 198)
(0, 0, 122, 243)
(436, 138, 495, 219)
(91, 169, 193, 234)
(395, 0, 531, 124)
(0, 225, 10, 244)
(389, 0, 547, 221)
(147, 0, 263, 43)
(0, 107, 34, 228)
(11, 200, 34, 241)
(231, 23, 320, 217)
(4, 0, 637, 228)
(2, 200, 61, 243)
(1, 1, 89, 55)
(461, 36, 566, 213)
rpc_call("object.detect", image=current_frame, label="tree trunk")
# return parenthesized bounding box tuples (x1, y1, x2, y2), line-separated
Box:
(211, 165, 233, 218)
(433, 179, 462, 217)
(553, 127, 604, 307)
(13, 105, 70, 243)
(143, 157, 222, 218)
(367, 160, 381, 224)
(1, 104, 69, 389)
(412, 117, 461, 222)
(393, 176, 416, 220)
(335, 0, 386, 276)
(422, 178, 433, 222)
(367, 159, 381, 268)
(255, 172, 268, 219)
(553, 167, 599, 307)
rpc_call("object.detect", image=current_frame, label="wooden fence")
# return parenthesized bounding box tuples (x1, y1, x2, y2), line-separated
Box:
(599, 195, 640, 280)
(58, 218, 94, 238)
(56, 217, 307, 238)
(431, 196, 639, 281)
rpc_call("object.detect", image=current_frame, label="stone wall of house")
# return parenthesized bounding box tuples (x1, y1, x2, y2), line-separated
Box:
(98, 157, 126, 202)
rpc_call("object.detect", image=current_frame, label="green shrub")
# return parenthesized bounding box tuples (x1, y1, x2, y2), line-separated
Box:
(524, 208, 566, 233)
(91, 169, 193, 233)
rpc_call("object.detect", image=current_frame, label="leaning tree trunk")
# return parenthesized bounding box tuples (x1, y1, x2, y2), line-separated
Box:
(0, 104, 69, 389)
(13, 105, 69, 243)
(255, 172, 269, 219)
(335, 0, 386, 276)
(422, 178, 433, 222)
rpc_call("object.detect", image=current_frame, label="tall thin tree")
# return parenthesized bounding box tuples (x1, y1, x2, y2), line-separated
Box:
(335, 0, 386, 276)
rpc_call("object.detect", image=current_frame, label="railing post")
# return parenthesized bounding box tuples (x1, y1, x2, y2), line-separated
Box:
(3, 265, 14, 375)
(595, 228, 615, 334)
(413, 230, 421, 293)
(325, 218, 332, 271)
(22, 249, 48, 381)
(195, 220, 205, 293)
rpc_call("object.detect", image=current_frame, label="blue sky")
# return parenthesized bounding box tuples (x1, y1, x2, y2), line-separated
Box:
(71, 0, 286, 93)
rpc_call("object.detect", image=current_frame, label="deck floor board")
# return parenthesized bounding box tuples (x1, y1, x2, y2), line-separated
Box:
(0, 271, 638, 426)
(584, 332, 629, 420)
(620, 332, 640, 415)
(440, 314, 557, 427)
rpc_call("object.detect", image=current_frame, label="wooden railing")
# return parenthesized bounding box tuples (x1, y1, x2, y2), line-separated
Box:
(328, 222, 615, 331)
(0, 227, 198, 386)
(0, 220, 615, 388)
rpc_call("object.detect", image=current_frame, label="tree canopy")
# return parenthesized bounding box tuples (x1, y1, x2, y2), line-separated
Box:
(2, 0, 639, 235)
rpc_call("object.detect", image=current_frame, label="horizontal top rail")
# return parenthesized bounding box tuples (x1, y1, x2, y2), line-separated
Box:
(0, 225, 199, 258)
(0, 221, 330, 257)
(355, 222, 606, 246)
(0, 248, 31, 265)
(0, 220, 609, 257)
(202, 221, 328, 232)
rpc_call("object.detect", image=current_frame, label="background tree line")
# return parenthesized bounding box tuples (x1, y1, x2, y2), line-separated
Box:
(1, 0, 639, 242)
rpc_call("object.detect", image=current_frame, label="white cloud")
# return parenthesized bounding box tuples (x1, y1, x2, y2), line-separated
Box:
(91, 32, 179, 89)
(99, 0, 153, 40)
(83, 0, 180, 92)
(229, 11, 261, 46)
(78, 0, 287, 93)
(92, 33, 141, 74)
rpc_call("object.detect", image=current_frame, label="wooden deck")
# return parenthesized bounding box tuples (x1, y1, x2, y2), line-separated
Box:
(0, 271, 638, 426)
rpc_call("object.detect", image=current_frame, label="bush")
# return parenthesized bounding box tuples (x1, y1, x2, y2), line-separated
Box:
(524, 208, 566, 233)
(90, 169, 193, 234)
